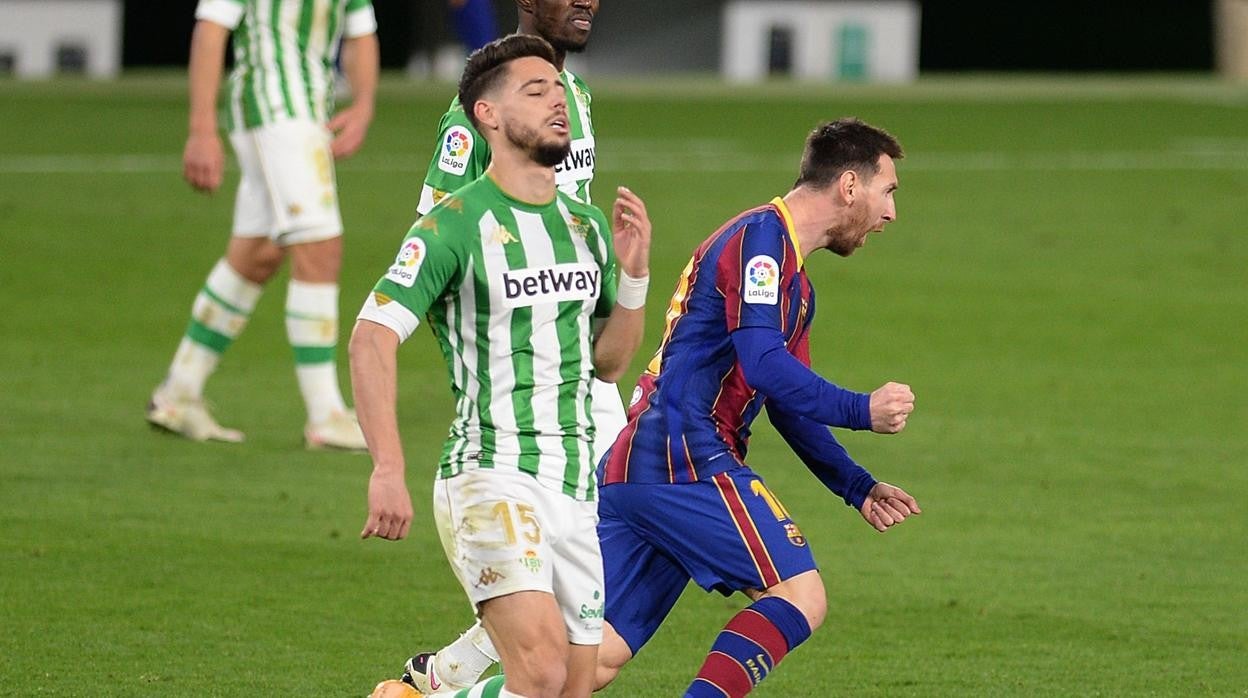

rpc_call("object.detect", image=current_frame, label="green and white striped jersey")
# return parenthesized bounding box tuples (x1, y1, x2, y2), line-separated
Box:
(417, 69, 596, 215)
(359, 175, 618, 502)
(194, 0, 377, 131)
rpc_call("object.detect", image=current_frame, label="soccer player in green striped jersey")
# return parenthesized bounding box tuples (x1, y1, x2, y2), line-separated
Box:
(400, 5, 621, 692)
(146, 0, 379, 449)
(351, 35, 651, 698)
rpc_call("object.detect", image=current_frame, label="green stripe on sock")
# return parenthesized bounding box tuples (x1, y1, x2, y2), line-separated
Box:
(186, 320, 232, 353)
(202, 285, 251, 317)
(480, 675, 505, 698)
(284, 310, 326, 322)
(292, 345, 336, 364)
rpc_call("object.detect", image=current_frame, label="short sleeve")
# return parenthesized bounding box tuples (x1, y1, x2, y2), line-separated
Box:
(343, 0, 377, 38)
(195, 0, 244, 29)
(417, 109, 490, 215)
(717, 219, 790, 332)
(357, 219, 463, 342)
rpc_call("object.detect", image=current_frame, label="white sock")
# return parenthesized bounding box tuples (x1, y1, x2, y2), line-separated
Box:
(285, 279, 346, 424)
(436, 621, 500, 688)
(163, 259, 261, 399)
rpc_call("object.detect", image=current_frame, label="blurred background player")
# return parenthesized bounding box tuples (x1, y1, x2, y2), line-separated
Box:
(401, 3, 617, 692)
(449, 0, 500, 53)
(592, 118, 920, 697)
(145, 0, 379, 449)
(352, 35, 651, 698)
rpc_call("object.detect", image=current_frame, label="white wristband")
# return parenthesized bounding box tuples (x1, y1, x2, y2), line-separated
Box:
(616, 271, 649, 310)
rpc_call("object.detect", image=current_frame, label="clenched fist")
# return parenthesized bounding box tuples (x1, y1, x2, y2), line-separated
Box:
(869, 381, 914, 434)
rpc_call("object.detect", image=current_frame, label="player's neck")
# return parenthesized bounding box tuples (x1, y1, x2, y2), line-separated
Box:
(782, 187, 843, 255)
(485, 150, 557, 207)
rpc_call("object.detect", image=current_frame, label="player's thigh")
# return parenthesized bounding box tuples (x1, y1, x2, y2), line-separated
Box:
(478, 589, 568, 663)
(621, 468, 819, 595)
(248, 120, 343, 246)
(595, 483, 693, 655)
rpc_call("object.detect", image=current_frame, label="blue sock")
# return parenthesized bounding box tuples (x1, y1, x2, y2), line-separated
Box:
(685, 596, 812, 697)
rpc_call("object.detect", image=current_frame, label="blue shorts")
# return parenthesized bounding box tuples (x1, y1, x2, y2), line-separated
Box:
(598, 466, 817, 655)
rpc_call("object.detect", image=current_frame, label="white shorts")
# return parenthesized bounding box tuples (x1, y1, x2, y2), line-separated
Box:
(590, 379, 626, 465)
(433, 468, 604, 645)
(228, 119, 342, 246)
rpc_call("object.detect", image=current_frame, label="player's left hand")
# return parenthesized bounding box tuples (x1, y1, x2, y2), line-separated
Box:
(328, 104, 373, 159)
(859, 482, 920, 532)
(611, 186, 652, 278)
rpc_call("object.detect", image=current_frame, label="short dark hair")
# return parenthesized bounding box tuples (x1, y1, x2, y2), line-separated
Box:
(458, 34, 558, 131)
(794, 118, 904, 189)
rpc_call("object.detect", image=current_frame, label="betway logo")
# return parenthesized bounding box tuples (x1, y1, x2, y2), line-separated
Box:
(555, 136, 595, 185)
(501, 262, 600, 308)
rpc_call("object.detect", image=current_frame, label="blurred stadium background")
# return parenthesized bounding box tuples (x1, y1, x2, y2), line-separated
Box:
(1, 1, 1246, 695)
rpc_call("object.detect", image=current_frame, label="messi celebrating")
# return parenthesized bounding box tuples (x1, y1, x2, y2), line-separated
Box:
(351, 35, 650, 698)
(593, 119, 920, 697)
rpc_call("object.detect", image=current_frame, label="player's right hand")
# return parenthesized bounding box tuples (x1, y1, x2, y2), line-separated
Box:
(361, 470, 413, 541)
(183, 132, 225, 193)
(869, 381, 914, 433)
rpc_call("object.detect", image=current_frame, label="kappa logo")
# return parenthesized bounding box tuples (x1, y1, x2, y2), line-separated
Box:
(743, 254, 779, 305)
(500, 263, 600, 308)
(475, 567, 506, 588)
(385, 238, 427, 288)
(438, 126, 473, 175)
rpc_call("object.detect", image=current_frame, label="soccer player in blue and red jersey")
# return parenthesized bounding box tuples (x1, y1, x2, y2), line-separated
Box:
(594, 118, 921, 698)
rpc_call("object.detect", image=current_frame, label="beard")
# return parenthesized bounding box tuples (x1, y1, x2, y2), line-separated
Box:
(504, 119, 571, 168)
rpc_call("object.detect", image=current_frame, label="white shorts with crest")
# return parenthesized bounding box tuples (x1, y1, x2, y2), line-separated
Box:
(433, 468, 604, 645)
(228, 119, 342, 246)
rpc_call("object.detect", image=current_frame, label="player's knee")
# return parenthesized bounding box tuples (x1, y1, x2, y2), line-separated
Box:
(767, 571, 827, 632)
(505, 643, 569, 696)
(593, 622, 633, 691)
(594, 651, 627, 690)
(226, 243, 283, 284)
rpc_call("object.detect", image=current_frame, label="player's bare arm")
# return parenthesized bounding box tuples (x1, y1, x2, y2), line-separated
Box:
(859, 481, 921, 532)
(330, 32, 379, 160)
(349, 320, 414, 541)
(869, 381, 915, 433)
(593, 186, 652, 382)
(183, 19, 230, 193)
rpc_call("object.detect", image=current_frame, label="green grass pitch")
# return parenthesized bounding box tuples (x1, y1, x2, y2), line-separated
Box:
(1, 74, 1246, 695)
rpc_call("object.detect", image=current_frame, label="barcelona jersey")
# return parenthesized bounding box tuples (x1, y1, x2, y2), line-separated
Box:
(602, 197, 815, 485)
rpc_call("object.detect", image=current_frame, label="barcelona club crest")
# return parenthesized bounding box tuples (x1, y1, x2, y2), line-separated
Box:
(784, 522, 806, 547)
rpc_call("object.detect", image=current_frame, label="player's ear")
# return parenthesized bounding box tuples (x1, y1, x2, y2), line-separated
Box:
(516, 0, 536, 16)
(838, 170, 857, 205)
(473, 99, 499, 132)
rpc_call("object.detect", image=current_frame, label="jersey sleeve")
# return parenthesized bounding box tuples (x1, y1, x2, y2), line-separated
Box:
(417, 109, 490, 215)
(716, 218, 791, 332)
(588, 206, 618, 317)
(357, 217, 464, 343)
(343, 0, 377, 38)
(194, 0, 244, 29)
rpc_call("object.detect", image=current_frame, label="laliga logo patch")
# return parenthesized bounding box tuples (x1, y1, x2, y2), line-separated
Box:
(743, 255, 779, 305)
(385, 238, 426, 288)
(438, 126, 473, 175)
